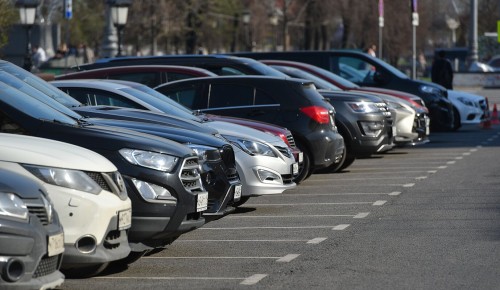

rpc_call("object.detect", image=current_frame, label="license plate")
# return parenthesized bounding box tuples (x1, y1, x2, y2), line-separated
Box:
(197, 192, 208, 212)
(234, 185, 242, 201)
(298, 152, 304, 163)
(392, 126, 398, 137)
(118, 208, 132, 230)
(292, 163, 299, 175)
(425, 117, 430, 135)
(48, 232, 64, 257)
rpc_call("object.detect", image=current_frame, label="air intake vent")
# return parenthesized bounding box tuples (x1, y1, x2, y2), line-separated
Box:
(180, 157, 204, 192)
(27, 206, 49, 226)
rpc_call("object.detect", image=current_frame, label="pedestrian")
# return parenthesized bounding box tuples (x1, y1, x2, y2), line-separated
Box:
(31, 44, 47, 69)
(366, 44, 377, 58)
(431, 50, 454, 89)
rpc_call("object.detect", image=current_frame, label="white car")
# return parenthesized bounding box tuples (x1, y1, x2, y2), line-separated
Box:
(0, 133, 132, 277)
(447, 90, 487, 130)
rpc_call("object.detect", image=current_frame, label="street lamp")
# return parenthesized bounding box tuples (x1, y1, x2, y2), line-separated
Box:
(242, 10, 251, 51)
(15, 0, 40, 71)
(108, 0, 132, 57)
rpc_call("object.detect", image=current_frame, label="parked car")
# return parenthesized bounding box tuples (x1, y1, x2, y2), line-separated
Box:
(0, 133, 132, 277)
(0, 60, 208, 261)
(269, 62, 428, 147)
(0, 168, 65, 289)
(267, 63, 394, 168)
(55, 64, 305, 183)
(447, 90, 488, 130)
(232, 51, 454, 132)
(75, 54, 288, 77)
(49, 79, 297, 206)
(154, 75, 346, 173)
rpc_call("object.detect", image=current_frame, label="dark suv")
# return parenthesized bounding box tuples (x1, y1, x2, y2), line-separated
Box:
(232, 50, 455, 131)
(0, 168, 65, 289)
(0, 60, 207, 258)
(155, 75, 346, 174)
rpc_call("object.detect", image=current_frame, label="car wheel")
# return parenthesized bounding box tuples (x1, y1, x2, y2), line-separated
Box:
(293, 141, 312, 183)
(452, 107, 461, 131)
(63, 262, 110, 278)
(232, 196, 251, 207)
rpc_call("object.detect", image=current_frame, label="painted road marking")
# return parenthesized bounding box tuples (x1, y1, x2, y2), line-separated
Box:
(241, 274, 268, 285)
(373, 200, 387, 206)
(415, 176, 427, 180)
(354, 212, 370, 218)
(199, 226, 345, 230)
(438, 166, 447, 169)
(388, 191, 401, 196)
(447, 161, 456, 164)
(245, 202, 375, 206)
(95, 276, 243, 281)
(276, 254, 300, 263)
(403, 183, 415, 187)
(332, 224, 350, 230)
(179, 239, 313, 243)
(275, 192, 404, 196)
(428, 170, 437, 173)
(307, 237, 327, 244)
(225, 214, 357, 219)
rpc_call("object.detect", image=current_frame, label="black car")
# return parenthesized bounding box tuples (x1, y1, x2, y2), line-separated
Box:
(76, 54, 287, 77)
(231, 50, 455, 132)
(0, 60, 207, 259)
(0, 168, 65, 289)
(154, 75, 346, 174)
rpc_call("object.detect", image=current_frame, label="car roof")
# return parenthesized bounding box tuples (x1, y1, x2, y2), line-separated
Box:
(158, 75, 313, 86)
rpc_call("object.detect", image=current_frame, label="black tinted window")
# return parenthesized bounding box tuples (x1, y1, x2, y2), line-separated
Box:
(254, 89, 276, 105)
(160, 85, 198, 108)
(62, 87, 145, 109)
(109, 72, 159, 88)
(209, 84, 253, 108)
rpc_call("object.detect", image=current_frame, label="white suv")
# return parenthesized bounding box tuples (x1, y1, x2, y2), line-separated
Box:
(0, 133, 132, 277)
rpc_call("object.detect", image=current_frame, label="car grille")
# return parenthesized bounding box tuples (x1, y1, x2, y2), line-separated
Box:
(286, 133, 296, 148)
(85, 171, 128, 200)
(33, 254, 62, 278)
(275, 145, 292, 158)
(180, 157, 205, 193)
(414, 113, 428, 132)
(103, 230, 123, 250)
(27, 205, 49, 226)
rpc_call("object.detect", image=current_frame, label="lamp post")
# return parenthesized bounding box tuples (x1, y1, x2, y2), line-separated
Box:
(242, 10, 251, 52)
(15, 0, 40, 71)
(109, 0, 132, 57)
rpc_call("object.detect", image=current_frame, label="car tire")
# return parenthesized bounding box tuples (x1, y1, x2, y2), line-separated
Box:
(293, 141, 312, 183)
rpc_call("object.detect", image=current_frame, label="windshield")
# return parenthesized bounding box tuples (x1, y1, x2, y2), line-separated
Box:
(244, 59, 289, 77)
(311, 65, 360, 88)
(0, 81, 78, 125)
(0, 62, 82, 109)
(369, 56, 409, 79)
(119, 87, 202, 121)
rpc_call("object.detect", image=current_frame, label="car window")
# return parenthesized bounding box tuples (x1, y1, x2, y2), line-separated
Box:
(209, 84, 254, 108)
(338, 57, 377, 85)
(61, 87, 146, 109)
(167, 72, 202, 82)
(219, 67, 246, 76)
(109, 72, 159, 88)
(160, 85, 198, 109)
(254, 89, 277, 105)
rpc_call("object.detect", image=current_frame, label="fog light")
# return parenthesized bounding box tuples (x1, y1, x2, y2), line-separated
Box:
(256, 169, 283, 184)
(132, 179, 176, 203)
(359, 121, 383, 137)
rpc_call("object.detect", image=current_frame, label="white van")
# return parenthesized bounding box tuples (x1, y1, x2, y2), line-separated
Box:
(0, 133, 132, 277)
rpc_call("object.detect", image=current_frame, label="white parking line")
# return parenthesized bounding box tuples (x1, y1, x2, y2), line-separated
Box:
(415, 176, 427, 180)
(277, 192, 403, 196)
(462, 152, 471, 156)
(144, 256, 281, 260)
(94, 276, 244, 281)
(276, 254, 300, 263)
(307, 237, 327, 244)
(199, 226, 342, 230)
(438, 166, 447, 169)
(241, 274, 268, 285)
(446, 161, 456, 164)
(332, 224, 350, 230)
(354, 212, 370, 218)
(471, 148, 479, 151)
(403, 183, 415, 187)
(178, 239, 313, 243)
(455, 156, 463, 160)
(388, 191, 401, 196)
(225, 214, 356, 219)
(245, 202, 374, 206)
(372, 200, 387, 206)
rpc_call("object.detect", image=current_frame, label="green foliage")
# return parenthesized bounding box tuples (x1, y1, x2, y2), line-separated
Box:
(0, 0, 18, 50)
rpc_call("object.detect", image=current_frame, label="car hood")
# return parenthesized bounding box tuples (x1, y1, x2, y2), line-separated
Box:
(0, 133, 117, 172)
(447, 90, 485, 102)
(207, 121, 287, 147)
(0, 168, 48, 199)
(205, 114, 290, 135)
(88, 118, 228, 148)
(318, 89, 384, 102)
(73, 106, 219, 135)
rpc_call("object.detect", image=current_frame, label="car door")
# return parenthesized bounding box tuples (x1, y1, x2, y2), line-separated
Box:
(203, 82, 280, 124)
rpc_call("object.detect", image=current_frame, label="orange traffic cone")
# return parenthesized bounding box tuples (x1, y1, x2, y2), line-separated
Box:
(491, 103, 500, 125)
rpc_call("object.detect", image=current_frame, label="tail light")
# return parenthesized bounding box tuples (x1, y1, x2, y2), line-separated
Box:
(300, 106, 331, 124)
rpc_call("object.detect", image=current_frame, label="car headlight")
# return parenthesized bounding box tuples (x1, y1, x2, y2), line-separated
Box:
(23, 165, 101, 194)
(131, 179, 176, 203)
(187, 144, 221, 163)
(346, 101, 380, 113)
(222, 135, 277, 157)
(419, 85, 441, 95)
(119, 148, 178, 172)
(0, 193, 29, 222)
(457, 97, 475, 107)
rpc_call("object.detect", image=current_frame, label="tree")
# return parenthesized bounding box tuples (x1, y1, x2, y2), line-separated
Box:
(0, 0, 17, 52)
